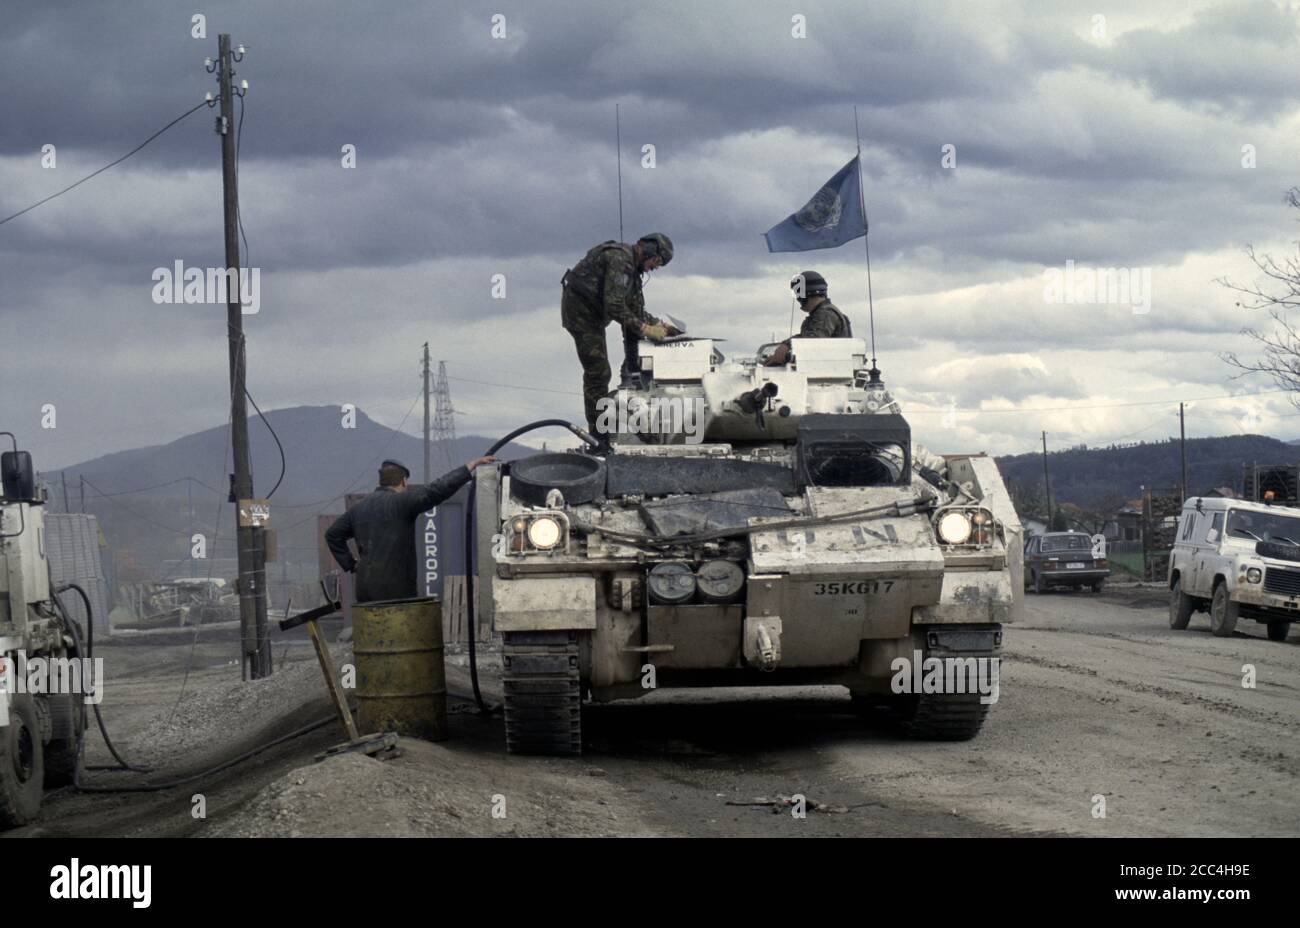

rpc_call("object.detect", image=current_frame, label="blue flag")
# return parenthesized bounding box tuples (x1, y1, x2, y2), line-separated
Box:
(764, 155, 867, 253)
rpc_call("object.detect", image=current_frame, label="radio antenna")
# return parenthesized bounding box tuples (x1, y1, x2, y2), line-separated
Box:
(854, 105, 879, 376)
(616, 103, 625, 242)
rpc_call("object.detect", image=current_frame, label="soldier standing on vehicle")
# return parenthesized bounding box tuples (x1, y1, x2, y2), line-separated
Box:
(561, 233, 678, 435)
(325, 456, 494, 604)
(765, 270, 853, 366)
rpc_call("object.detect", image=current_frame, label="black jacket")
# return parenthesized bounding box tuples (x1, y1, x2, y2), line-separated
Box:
(324, 466, 471, 604)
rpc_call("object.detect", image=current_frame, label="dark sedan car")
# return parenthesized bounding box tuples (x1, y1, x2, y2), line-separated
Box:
(1024, 531, 1110, 593)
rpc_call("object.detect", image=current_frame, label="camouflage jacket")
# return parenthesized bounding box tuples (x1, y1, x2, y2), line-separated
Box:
(798, 299, 852, 338)
(561, 241, 648, 334)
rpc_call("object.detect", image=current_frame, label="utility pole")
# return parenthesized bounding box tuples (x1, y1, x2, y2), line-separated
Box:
(1179, 402, 1188, 501)
(214, 34, 269, 679)
(79, 475, 85, 512)
(1041, 431, 1053, 528)
(61, 472, 70, 514)
(422, 343, 432, 483)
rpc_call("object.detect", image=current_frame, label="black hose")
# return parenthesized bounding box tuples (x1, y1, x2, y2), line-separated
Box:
(70, 715, 336, 793)
(50, 583, 334, 793)
(464, 419, 598, 713)
(57, 590, 151, 775)
(56, 581, 92, 659)
(487, 418, 600, 456)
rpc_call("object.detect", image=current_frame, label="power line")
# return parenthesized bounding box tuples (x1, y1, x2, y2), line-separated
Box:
(235, 93, 250, 273)
(0, 99, 210, 227)
(446, 374, 580, 397)
(903, 387, 1295, 416)
(80, 477, 194, 536)
(72, 475, 222, 498)
(245, 388, 286, 498)
(277, 390, 424, 531)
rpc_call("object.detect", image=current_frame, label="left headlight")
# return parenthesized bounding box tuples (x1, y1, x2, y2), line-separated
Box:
(937, 511, 972, 545)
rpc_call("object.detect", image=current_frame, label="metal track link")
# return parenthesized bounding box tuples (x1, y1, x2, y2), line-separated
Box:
(896, 690, 991, 741)
(894, 650, 995, 741)
(502, 631, 582, 755)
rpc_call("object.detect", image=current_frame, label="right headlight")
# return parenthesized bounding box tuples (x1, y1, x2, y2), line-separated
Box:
(526, 515, 562, 550)
(506, 511, 569, 555)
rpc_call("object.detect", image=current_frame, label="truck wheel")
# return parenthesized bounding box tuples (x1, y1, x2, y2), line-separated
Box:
(1169, 578, 1194, 630)
(0, 695, 45, 828)
(44, 692, 85, 788)
(502, 631, 582, 755)
(1091, 581, 1105, 594)
(1209, 583, 1239, 638)
(1267, 621, 1291, 642)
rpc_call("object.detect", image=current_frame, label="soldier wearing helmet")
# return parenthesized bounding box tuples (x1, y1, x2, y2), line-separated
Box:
(561, 233, 678, 435)
(764, 270, 853, 366)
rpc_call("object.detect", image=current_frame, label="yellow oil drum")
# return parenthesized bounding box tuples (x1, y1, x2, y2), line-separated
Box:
(352, 596, 446, 741)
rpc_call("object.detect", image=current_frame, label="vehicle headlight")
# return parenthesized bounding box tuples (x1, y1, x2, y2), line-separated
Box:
(526, 516, 562, 550)
(937, 511, 972, 545)
(1247, 567, 1262, 583)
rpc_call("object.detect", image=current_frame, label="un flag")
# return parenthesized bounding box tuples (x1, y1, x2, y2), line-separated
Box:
(764, 155, 867, 253)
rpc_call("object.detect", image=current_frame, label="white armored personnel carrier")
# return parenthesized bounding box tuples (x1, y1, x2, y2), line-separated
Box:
(473, 336, 1024, 754)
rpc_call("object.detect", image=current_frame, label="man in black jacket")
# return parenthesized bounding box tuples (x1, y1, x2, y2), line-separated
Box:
(325, 456, 494, 603)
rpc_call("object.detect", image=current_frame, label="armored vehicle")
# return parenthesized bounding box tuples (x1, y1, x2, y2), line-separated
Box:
(473, 336, 1023, 754)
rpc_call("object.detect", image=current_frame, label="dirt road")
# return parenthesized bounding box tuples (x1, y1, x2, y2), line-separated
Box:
(7, 589, 1297, 837)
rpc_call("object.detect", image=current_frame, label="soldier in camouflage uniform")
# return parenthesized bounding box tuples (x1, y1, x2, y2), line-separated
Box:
(764, 270, 852, 366)
(561, 233, 677, 435)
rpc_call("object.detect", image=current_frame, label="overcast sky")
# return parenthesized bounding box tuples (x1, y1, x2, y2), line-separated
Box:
(4, 0, 1300, 471)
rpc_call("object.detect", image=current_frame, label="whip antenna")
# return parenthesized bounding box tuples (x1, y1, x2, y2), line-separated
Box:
(854, 105, 878, 373)
(616, 103, 624, 242)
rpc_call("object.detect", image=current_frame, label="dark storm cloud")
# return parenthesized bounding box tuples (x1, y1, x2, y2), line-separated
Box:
(1107, 0, 1300, 118)
(4, 0, 1300, 467)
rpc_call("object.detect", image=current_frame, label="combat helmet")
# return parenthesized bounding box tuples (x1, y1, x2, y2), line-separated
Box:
(637, 233, 673, 266)
(791, 270, 828, 300)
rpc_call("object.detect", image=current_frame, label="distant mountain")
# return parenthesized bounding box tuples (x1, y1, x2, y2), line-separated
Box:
(39, 405, 540, 583)
(996, 434, 1298, 510)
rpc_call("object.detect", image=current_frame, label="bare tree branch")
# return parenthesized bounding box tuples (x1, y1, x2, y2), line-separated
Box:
(1219, 187, 1300, 411)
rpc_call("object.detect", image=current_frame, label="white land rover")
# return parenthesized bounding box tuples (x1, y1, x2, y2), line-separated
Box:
(1167, 497, 1297, 641)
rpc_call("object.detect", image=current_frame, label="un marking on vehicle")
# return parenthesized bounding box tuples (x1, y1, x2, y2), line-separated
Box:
(813, 579, 896, 595)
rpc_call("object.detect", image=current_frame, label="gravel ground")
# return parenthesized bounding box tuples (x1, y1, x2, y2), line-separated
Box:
(207, 740, 654, 838)
(9, 589, 1298, 837)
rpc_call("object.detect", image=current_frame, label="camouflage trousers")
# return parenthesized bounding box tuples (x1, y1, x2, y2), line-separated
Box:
(567, 328, 611, 435)
(563, 290, 644, 434)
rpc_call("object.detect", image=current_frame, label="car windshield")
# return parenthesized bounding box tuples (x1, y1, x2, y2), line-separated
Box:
(1040, 534, 1090, 552)
(1225, 509, 1300, 545)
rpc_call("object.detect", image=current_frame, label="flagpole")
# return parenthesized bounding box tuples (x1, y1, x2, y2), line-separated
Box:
(853, 105, 879, 375)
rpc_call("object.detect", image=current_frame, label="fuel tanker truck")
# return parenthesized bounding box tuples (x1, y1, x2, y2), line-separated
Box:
(471, 336, 1023, 754)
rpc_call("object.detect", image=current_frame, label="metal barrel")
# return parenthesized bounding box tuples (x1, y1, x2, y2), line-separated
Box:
(352, 596, 447, 741)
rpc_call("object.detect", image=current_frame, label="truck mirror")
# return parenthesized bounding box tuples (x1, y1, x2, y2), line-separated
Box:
(0, 450, 35, 502)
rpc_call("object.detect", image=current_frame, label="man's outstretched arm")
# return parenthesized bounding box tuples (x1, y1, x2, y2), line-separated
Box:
(403, 456, 496, 516)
